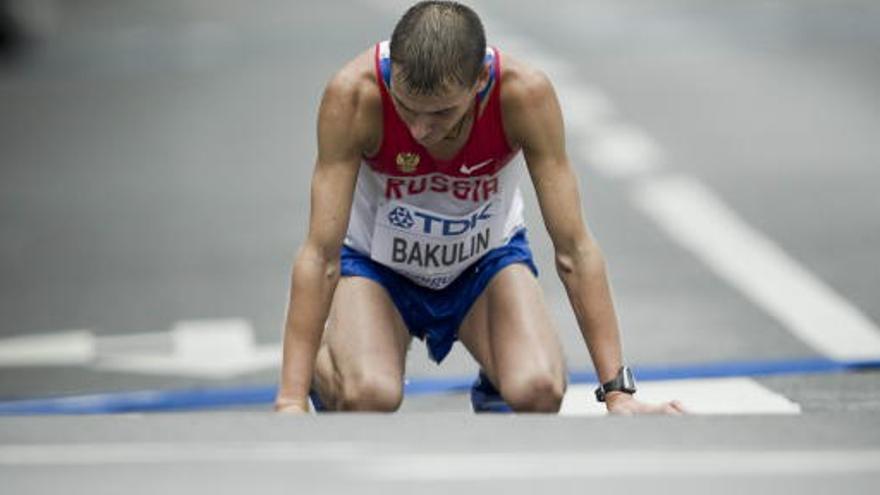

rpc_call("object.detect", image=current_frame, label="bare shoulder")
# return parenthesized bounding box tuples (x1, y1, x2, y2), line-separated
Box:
(319, 47, 382, 155)
(500, 54, 554, 102)
(499, 54, 561, 149)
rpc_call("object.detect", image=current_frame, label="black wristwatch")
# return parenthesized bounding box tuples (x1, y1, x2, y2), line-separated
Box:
(594, 366, 637, 402)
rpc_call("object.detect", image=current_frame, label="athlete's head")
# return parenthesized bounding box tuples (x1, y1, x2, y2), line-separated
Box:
(389, 1, 490, 146)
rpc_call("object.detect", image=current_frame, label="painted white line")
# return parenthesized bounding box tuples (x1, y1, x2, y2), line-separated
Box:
(578, 122, 664, 177)
(94, 347, 279, 379)
(95, 331, 171, 354)
(95, 319, 280, 379)
(560, 377, 801, 416)
(0, 330, 96, 367)
(0, 442, 365, 466)
(362, 450, 880, 480)
(483, 26, 663, 181)
(0, 319, 279, 376)
(555, 84, 617, 135)
(633, 175, 880, 360)
(4, 442, 877, 479)
(170, 319, 257, 358)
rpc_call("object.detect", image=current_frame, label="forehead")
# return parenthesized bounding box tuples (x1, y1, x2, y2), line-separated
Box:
(389, 68, 472, 111)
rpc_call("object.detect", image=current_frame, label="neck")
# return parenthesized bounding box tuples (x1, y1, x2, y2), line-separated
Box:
(443, 108, 472, 141)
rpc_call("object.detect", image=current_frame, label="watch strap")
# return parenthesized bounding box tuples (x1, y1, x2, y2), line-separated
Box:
(594, 366, 637, 402)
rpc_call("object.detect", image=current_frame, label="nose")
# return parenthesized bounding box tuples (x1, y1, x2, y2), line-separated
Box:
(409, 116, 432, 141)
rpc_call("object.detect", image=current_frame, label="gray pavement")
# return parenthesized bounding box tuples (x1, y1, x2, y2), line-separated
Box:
(2, 413, 880, 494)
(2, 0, 880, 491)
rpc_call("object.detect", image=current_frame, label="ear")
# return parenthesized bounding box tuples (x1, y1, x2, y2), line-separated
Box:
(474, 62, 492, 92)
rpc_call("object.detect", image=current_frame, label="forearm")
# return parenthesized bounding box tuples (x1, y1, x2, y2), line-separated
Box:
(276, 245, 341, 406)
(556, 245, 624, 384)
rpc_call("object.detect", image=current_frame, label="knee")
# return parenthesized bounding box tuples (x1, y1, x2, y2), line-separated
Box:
(500, 370, 566, 413)
(338, 372, 403, 412)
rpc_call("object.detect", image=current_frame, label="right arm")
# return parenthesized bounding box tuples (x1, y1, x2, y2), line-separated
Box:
(275, 69, 371, 413)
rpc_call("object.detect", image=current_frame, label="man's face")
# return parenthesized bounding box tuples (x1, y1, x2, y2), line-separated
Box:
(389, 66, 489, 147)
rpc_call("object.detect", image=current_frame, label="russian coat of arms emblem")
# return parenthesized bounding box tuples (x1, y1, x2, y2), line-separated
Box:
(395, 152, 420, 173)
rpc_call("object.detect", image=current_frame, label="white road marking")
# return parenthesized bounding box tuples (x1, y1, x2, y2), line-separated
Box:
(363, 450, 880, 480)
(3, 442, 877, 479)
(555, 85, 617, 135)
(634, 176, 880, 360)
(0, 319, 280, 377)
(560, 377, 801, 416)
(0, 330, 96, 367)
(0, 442, 365, 465)
(95, 331, 171, 354)
(95, 319, 280, 379)
(579, 122, 664, 177)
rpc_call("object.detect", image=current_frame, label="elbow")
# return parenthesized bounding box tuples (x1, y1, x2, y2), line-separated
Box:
(293, 241, 342, 283)
(554, 238, 605, 278)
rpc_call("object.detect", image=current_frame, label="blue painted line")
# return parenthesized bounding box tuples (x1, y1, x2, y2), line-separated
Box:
(1, 357, 878, 415)
(569, 357, 866, 384)
(0, 386, 276, 415)
(404, 375, 473, 395)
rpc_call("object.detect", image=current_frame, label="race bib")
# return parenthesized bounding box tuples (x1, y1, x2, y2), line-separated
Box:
(371, 200, 506, 289)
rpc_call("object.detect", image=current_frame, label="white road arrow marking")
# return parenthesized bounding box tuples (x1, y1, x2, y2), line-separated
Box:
(580, 122, 664, 177)
(559, 377, 801, 416)
(0, 318, 280, 378)
(94, 319, 280, 379)
(634, 176, 880, 361)
(0, 330, 96, 367)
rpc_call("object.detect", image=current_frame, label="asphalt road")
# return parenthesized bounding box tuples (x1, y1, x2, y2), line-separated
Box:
(1, 0, 879, 491)
(2, 413, 880, 494)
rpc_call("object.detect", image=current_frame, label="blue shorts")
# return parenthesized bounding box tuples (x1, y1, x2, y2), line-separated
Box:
(340, 228, 539, 363)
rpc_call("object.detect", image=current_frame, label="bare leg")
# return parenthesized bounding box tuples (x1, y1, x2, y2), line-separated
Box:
(458, 263, 567, 412)
(313, 276, 411, 411)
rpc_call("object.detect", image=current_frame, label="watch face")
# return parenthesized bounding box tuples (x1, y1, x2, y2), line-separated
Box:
(621, 366, 637, 393)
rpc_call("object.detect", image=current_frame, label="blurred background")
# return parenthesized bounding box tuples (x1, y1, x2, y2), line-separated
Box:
(1, 0, 879, 412)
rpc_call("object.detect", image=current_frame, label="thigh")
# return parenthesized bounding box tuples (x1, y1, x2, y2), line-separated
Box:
(458, 263, 567, 386)
(320, 276, 412, 386)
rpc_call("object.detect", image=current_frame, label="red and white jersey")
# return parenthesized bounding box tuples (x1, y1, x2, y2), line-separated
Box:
(344, 41, 526, 289)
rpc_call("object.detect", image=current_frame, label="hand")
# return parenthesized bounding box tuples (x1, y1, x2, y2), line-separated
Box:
(274, 396, 311, 414)
(604, 392, 687, 415)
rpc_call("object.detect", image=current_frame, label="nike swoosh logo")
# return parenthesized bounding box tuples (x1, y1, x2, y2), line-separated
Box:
(459, 159, 494, 175)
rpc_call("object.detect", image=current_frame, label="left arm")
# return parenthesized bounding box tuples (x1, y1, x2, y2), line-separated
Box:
(503, 63, 684, 415)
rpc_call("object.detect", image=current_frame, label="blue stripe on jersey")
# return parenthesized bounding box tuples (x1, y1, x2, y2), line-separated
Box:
(380, 48, 496, 103)
(381, 55, 392, 87)
(476, 51, 496, 101)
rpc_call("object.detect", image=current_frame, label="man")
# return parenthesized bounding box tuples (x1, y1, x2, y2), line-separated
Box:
(276, 1, 685, 415)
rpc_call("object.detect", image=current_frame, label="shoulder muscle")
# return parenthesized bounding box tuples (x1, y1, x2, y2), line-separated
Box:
(499, 55, 565, 162)
(317, 48, 381, 162)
